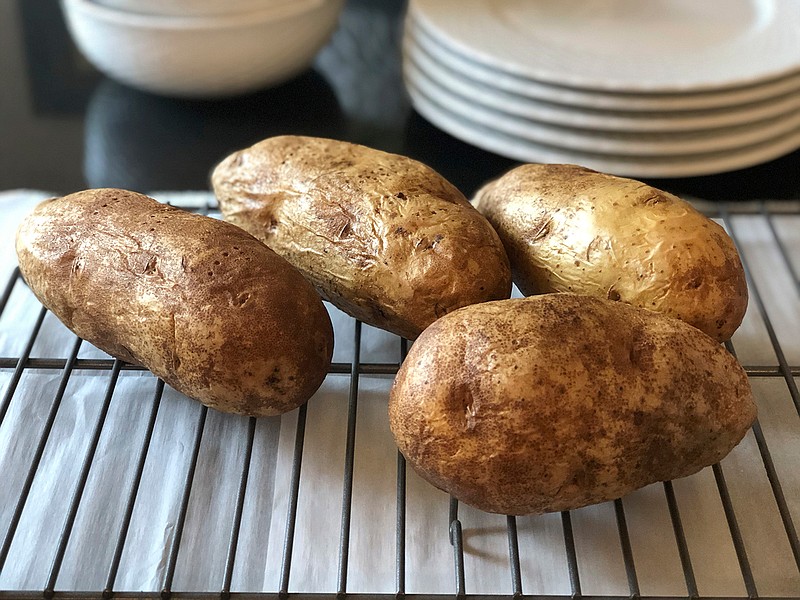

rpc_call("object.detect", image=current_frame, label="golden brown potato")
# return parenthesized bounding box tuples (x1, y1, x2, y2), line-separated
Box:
(389, 293, 756, 515)
(212, 135, 511, 339)
(16, 188, 333, 417)
(473, 164, 748, 341)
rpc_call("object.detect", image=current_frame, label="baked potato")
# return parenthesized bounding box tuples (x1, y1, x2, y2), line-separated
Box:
(15, 188, 333, 416)
(389, 293, 756, 515)
(473, 164, 748, 341)
(212, 135, 512, 339)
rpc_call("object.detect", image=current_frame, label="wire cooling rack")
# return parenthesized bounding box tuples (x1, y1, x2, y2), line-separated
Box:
(0, 197, 798, 599)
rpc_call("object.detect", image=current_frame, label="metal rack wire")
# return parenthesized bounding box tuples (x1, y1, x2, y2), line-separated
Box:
(0, 199, 798, 599)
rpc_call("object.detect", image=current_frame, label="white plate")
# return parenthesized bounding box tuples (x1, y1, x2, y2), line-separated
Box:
(405, 60, 800, 157)
(409, 0, 800, 93)
(404, 32, 800, 133)
(405, 15, 800, 119)
(405, 81, 800, 177)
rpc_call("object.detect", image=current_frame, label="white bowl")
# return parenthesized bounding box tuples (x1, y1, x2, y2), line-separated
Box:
(93, 0, 295, 17)
(61, 0, 344, 98)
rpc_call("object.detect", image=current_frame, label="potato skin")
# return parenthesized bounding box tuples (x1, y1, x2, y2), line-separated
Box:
(473, 164, 748, 341)
(15, 188, 333, 417)
(212, 135, 512, 339)
(389, 293, 756, 515)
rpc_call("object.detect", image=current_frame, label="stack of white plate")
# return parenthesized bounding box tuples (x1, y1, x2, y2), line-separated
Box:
(402, 0, 800, 177)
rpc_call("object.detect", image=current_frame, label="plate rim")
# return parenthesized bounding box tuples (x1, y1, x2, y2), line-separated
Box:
(409, 0, 800, 94)
(404, 66, 800, 156)
(404, 32, 800, 133)
(406, 81, 800, 177)
(406, 16, 800, 113)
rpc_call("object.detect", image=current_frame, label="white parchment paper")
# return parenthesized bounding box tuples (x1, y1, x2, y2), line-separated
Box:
(0, 190, 798, 595)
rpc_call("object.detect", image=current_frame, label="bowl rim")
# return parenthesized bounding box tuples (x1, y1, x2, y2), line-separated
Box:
(62, 0, 341, 29)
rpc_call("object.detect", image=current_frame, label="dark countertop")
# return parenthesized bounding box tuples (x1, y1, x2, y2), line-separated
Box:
(2, 0, 799, 201)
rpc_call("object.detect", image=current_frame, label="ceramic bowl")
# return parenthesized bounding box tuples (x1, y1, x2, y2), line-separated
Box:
(62, 0, 344, 97)
(93, 0, 295, 17)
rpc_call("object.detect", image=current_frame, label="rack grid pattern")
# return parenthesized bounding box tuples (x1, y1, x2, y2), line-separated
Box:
(0, 200, 798, 599)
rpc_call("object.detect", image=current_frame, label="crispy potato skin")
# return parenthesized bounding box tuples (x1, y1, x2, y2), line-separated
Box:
(389, 294, 756, 515)
(212, 135, 512, 339)
(473, 164, 748, 341)
(15, 189, 333, 417)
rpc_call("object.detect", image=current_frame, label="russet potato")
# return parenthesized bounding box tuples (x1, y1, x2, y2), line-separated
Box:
(389, 293, 756, 515)
(473, 164, 748, 341)
(212, 135, 512, 339)
(15, 188, 333, 416)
